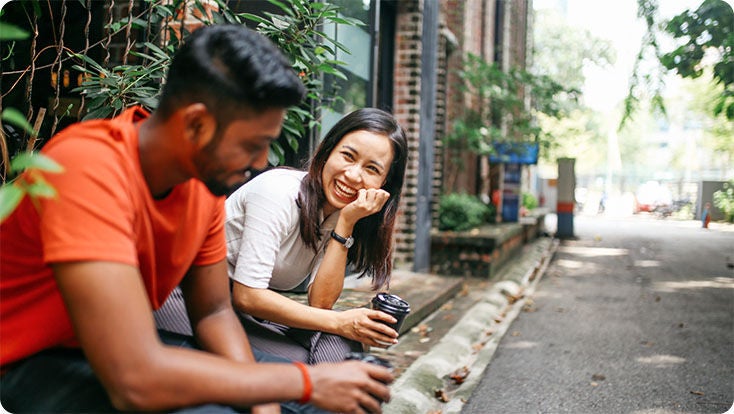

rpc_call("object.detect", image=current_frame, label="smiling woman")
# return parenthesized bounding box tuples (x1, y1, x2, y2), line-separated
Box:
(156, 107, 409, 363)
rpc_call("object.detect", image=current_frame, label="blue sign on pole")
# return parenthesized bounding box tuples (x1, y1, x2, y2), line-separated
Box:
(489, 142, 539, 165)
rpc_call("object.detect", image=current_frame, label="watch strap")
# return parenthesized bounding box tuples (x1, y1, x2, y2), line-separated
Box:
(330, 230, 354, 248)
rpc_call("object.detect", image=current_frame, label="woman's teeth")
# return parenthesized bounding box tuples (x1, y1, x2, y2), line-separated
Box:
(335, 181, 356, 198)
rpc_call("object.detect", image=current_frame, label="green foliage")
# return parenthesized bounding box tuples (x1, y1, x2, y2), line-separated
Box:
(438, 193, 493, 231)
(661, 0, 733, 120)
(0, 152, 64, 223)
(66, 0, 360, 166)
(522, 192, 538, 210)
(71, 43, 171, 120)
(444, 53, 577, 158)
(713, 179, 734, 222)
(241, 0, 362, 164)
(532, 8, 615, 93)
(622, 0, 734, 128)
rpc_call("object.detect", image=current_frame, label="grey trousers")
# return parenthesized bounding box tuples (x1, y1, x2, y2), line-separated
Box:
(155, 287, 363, 364)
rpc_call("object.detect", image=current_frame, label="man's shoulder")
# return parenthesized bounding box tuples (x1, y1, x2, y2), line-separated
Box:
(44, 108, 147, 161)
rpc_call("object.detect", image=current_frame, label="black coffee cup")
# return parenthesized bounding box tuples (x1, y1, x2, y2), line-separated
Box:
(371, 293, 411, 333)
(345, 352, 392, 406)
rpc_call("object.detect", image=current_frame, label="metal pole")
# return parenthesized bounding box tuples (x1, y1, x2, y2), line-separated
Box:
(413, 0, 439, 272)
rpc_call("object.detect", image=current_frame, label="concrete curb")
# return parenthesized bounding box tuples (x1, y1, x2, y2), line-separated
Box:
(383, 237, 559, 413)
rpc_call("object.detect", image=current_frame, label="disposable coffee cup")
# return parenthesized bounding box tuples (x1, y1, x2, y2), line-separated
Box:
(371, 293, 411, 333)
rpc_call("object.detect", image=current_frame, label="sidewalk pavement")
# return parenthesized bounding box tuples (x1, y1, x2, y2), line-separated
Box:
(339, 236, 558, 413)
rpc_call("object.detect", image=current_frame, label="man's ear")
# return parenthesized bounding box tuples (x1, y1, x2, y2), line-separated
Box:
(182, 103, 217, 149)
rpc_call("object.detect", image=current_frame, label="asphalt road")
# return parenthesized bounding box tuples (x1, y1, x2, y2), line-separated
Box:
(462, 214, 734, 414)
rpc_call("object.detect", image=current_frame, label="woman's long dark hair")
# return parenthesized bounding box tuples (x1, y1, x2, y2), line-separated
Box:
(297, 108, 408, 290)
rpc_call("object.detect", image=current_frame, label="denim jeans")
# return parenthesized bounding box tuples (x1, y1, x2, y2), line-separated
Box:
(0, 330, 326, 414)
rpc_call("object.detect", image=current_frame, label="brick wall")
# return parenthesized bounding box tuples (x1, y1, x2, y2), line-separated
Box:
(391, 0, 531, 270)
(392, 0, 498, 269)
(392, 0, 422, 269)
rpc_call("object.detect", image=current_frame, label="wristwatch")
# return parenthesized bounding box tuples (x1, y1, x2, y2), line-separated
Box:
(330, 230, 354, 248)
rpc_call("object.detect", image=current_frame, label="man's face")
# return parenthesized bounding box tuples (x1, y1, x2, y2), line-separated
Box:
(194, 107, 285, 196)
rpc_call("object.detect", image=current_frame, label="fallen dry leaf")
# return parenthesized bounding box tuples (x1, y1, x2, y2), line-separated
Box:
(505, 293, 524, 304)
(472, 341, 486, 352)
(591, 374, 606, 381)
(411, 324, 432, 337)
(522, 302, 537, 313)
(511, 331, 521, 337)
(449, 366, 470, 384)
(690, 390, 705, 396)
(434, 388, 449, 402)
(590, 381, 599, 387)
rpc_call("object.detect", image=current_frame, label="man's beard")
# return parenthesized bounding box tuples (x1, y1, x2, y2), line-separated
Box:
(203, 178, 233, 197)
(204, 169, 257, 197)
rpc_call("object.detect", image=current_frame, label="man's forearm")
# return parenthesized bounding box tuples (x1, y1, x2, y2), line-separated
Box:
(192, 307, 256, 362)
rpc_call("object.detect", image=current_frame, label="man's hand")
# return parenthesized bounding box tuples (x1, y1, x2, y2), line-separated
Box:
(309, 361, 393, 414)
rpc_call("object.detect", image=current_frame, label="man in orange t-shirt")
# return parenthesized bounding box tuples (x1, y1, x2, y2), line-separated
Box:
(0, 25, 392, 414)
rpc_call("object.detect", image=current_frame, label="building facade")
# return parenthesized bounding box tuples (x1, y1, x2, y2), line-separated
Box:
(0, 0, 533, 272)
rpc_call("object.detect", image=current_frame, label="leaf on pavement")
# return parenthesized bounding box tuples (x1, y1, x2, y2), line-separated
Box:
(434, 388, 449, 402)
(450, 366, 470, 384)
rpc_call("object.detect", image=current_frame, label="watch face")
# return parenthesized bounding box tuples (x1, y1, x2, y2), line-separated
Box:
(344, 237, 354, 248)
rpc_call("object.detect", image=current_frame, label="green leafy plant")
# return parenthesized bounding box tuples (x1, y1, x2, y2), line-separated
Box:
(241, 0, 362, 164)
(444, 53, 576, 156)
(71, 42, 171, 120)
(442, 53, 576, 190)
(1, 19, 63, 222)
(522, 192, 538, 211)
(713, 179, 734, 222)
(67, 0, 360, 165)
(622, 0, 733, 128)
(438, 193, 493, 231)
(0, 108, 63, 222)
(0, 151, 64, 222)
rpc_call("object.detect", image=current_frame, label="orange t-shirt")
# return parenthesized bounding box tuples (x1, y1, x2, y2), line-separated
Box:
(0, 107, 226, 368)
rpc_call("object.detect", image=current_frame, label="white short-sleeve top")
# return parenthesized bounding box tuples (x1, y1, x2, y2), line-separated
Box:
(225, 168, 338, 291)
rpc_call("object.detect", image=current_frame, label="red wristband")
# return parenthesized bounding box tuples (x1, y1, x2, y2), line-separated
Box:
(293, 361, 312, 404)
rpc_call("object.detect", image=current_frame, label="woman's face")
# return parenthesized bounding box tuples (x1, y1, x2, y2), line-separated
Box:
(321, 130, 394, 215)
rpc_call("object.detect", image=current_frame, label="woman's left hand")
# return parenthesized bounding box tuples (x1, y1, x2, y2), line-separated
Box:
(339, 188, 390, 225)
(334, 308, 399, 348)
